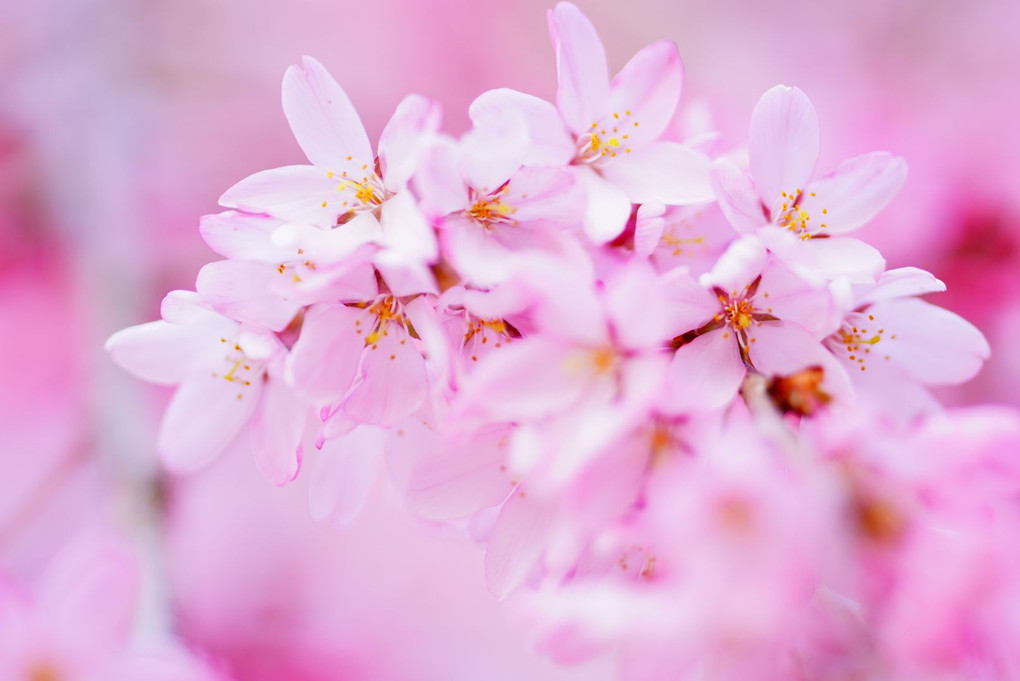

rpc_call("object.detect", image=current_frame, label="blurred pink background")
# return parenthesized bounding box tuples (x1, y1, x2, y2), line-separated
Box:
(1, 0, 1018, 677)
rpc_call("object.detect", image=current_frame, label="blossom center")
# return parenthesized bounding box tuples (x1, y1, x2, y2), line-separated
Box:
(775, 188, 828, 240)
(828, 314, 892, 372)
(28, 661, 62, 681)
(723, 298, 756, 331)
(212, 337, 258, 399)
(575, 110, 637, 165)
(356, 296, 413, 348)
(462, 316, 516, 361)
(324, 164, 388, 223)
(465, 187, 517, 229)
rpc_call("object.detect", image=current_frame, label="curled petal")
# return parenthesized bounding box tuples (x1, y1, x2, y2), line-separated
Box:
(700, 235, 768, 293)
(249, 373, 306, 486)
(857, 266, 946, 307)
(378, 94, 441, 192)
(576, 167, 631, 244)
(711, 159, 768, 234)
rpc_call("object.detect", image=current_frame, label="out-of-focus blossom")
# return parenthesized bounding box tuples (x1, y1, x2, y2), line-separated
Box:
(0, 532, 230, 681)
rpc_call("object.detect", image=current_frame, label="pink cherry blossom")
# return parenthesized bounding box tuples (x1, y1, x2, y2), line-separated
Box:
(106, 291, 308, 483)
(663, 236, 848, 412)
(712, 85, 907, 282)
(824, 267, 990, 418)
(286, 291, 432, 427)
(470, 2, 713, 244)
(414, 114, 585, 287)
(219, 56, 438, 232)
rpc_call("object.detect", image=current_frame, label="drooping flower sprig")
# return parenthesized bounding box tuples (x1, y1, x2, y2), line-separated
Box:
(108, 3, 1013, 678)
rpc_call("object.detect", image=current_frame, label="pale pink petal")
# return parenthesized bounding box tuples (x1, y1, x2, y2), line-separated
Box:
(281, 56, 372, 169)
(841, 354, 941, 420)
(238, 326, 280, 361)
(218, 165, 343, 228)
(378, 190, 438, 262)
(604, 263, 676, 350)
(607, 41, 683, 145)
(601, 142, 712, 205)
(378, 94, 441, 192)
(288, 245, 381, 306)
(710, 159, 768, 234)
(749, 85, 820, 207)
(799, 152, 907, 234)
(343, 328, 428, 426)
(576, 166, 631, 244)
(160, 289, 227, 325)
(503, 165, 582, 229)
(414, 137, 471, 218)
(659, 267, 722, 334)
(268, 213, 381, 265)
(750, 322, 853, 402)
(485, 488, 553, 599)
(759, 228, 885, 284)
(285, 304, 364, 404)
(307, 427, 384, 525)
(402, 423, 513, 520)
(652, 203, 738, 276)
(700, 235, 768, 293)
(633, 201, 666, 258)
(665, 329, 745, 412)
(196, 260, 300, 332)
(457, 337, 589, 423)
(469, 88, 575, 166)
(512, 259, 607, 344)
(158, 371, 263, 472)
(756, 258, 838, 337)
(198, 211, 283, 261)
(373, 258, 438, 298)
(106, 321, 217, 386)
(460, 108, 528, 193)
(865, 298, 990, 385)
(38, 533, 138, 661)
(857, 266, 945, 307)
(248, 374, 306, 486)
(548, 2, 610, 134)
(441, 216, 515, 286)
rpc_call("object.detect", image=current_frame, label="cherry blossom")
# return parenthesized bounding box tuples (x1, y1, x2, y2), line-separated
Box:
(712, 85, 907, 282)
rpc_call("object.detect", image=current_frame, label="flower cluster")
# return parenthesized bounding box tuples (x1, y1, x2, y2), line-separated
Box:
(107, 3, 1007, 677)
